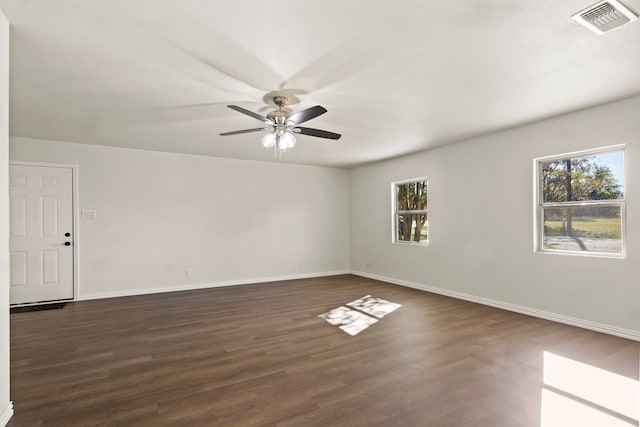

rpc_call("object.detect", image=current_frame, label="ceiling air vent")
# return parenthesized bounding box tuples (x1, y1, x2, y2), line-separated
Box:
(572, 0, 638, 34)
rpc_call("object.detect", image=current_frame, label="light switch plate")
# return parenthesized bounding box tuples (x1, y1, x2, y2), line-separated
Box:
(81, 209, 97, 219)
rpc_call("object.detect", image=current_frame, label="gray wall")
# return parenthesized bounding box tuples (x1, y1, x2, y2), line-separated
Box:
(10, 137, 350, 299)
(350, 95, 640, 337)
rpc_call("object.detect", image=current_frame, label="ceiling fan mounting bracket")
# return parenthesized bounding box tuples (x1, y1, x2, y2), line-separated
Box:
(273, 96, 288, 108)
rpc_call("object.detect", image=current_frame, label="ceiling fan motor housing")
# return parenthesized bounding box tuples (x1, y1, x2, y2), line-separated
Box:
(273, 96, 288, 107)
(266, 110, 289, 124)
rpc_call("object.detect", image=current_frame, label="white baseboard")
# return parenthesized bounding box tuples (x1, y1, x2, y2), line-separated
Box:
(0, 401, 13, 427)
(351, 270, 640, 342)
(77, 270, 351, 301)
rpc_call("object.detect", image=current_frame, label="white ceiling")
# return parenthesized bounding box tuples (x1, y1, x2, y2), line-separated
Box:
(1, 0, 639, 168)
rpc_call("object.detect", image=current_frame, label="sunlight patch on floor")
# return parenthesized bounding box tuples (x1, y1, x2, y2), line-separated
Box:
(541, 351, 639, 427)
(346, 294, 401, 318)
(318, 295, 401, 336)
(318, 306, 378, 336)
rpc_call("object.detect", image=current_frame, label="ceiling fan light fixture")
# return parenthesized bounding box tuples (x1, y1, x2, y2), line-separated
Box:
(261, 132, 276, 148)
(278, 132, 297, 151)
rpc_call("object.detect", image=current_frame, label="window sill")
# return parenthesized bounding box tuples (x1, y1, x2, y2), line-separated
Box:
(536, 249, 626, 259)
(393, 241, 429, 247)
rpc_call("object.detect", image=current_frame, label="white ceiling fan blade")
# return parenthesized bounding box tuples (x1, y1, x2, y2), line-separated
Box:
(111, 101, 262, 126)
(281, 20, 406, 93)
(138, 9, 283, 92)
(157, 36, 278, 93)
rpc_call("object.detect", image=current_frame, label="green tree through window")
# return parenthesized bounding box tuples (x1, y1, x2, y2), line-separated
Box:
(538, 149, 625, 255)
(393, 179, 428, 244)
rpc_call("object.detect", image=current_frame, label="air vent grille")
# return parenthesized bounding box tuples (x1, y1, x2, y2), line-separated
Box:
(572, 0, 638, 34)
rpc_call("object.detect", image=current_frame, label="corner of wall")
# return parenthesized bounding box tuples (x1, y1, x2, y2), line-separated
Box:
(0, 6, 12, 426)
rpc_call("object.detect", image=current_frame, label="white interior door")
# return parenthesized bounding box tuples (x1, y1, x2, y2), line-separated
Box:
(9, 164, 74, 305)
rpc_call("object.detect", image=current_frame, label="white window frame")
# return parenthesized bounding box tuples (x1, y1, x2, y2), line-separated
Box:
(391, 177, 428, 246)
(534, 145, 626, 258)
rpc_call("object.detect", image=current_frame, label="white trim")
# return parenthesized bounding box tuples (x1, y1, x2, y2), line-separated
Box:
(539, 247, 626, 259)
(0, 401, 13, 427)
(9, 160, 80, 302)
(350, 270, 640, 342)
(532, 156, 539, 253)
(392, 176, 429, 186)
(535, 144, 626, 162)
(77, 270, 351, 301)
(8, 160, 75, 168)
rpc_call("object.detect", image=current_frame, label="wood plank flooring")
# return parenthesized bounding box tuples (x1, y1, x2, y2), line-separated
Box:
(8, 275, 640, 426)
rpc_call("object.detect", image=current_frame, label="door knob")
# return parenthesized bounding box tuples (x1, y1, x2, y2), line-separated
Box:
(64, 242, 71, 246)
(65, 232, 71, 237)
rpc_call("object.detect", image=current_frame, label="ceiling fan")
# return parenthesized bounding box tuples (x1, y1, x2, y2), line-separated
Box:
(220, 96, 341, 152)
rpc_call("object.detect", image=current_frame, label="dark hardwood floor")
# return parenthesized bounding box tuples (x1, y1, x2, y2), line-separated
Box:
(8, 275, 639, 426)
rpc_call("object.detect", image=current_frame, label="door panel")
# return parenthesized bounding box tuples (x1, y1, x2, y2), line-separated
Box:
(9, 164, 74, 304)
(9, 195, 27, 236)
(42, 195, 59, 236)
(10, 252, 27, 287)
(42, 250, 60, 285)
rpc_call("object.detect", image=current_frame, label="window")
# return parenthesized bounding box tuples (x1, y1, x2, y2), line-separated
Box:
(392, 178, 428, 244)
(535, 147, 625, 256)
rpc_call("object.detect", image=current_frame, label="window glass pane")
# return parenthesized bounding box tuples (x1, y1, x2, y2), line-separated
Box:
(541, 151, 624, 203)
(396, 214, 428, 243)
(543, 205, 622, 253)
(396, 181, 427, 211)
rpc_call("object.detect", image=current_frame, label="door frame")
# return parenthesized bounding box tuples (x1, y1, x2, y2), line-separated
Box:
(9, 160, 79, 304)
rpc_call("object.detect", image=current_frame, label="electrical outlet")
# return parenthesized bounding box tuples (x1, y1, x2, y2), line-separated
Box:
(185, 268, 192, 278)
(297, 260, 303, 269)
(365, 260, 371, 268)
